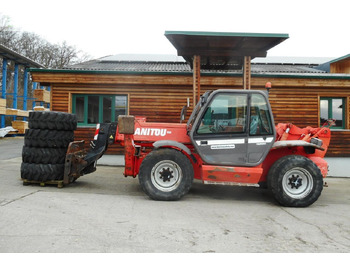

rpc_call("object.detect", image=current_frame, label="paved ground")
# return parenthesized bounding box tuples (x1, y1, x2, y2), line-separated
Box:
(0, 136, 24, 161)
(1, 137, 350, 253)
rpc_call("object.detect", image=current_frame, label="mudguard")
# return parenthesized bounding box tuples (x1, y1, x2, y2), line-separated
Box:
(152, 140, 191, 155)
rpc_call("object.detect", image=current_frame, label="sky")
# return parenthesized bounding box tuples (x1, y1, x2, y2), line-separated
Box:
(1, 0, 349, 60)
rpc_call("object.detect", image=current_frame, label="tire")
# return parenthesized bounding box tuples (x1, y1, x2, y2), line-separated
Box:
(22, 146, 67, 164)
(138, 148, 194, 201)
(28, 111, 77, 131)
(21, 111, 76, 183)
(21, 162, 65, 181)
(24, 129, 74, 148)
(267, 155, 323, 207)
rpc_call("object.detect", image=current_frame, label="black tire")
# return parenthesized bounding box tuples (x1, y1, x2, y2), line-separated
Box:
(28, 111, 77, 131)
(24, 129, 74, 148)
(138, 148, 194, 201)
(21, 162, 65, 181)
(22, 146, 67, 164)
(267, 155, 323, 207)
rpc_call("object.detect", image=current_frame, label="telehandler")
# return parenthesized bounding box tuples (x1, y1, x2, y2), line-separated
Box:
(64, 89, 333, 207)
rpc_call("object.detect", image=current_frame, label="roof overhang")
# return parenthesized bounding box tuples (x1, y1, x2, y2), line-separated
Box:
(0, 43, 44, 68)
(165, 31, 289, 69)
(329, 54, 350, 64)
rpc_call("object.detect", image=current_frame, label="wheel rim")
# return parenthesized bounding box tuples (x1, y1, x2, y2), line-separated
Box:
(282, 167, 314, 199)
(151, 160, 183, 192)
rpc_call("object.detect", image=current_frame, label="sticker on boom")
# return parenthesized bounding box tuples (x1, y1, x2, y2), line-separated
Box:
(134, 128, 170, 137)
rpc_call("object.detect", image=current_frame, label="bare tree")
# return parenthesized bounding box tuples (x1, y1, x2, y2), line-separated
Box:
(0, 14, 19, 47)
(0, 13, 91, 68)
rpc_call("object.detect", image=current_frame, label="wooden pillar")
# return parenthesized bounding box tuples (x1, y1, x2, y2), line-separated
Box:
(193, 55, 201, 107)
(243, 56, 251, 90)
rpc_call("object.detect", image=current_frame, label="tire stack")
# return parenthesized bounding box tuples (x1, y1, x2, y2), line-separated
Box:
(21, 111, 77, 184)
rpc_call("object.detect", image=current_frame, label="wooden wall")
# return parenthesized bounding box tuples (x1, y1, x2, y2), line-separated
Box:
(32, 72, 350, 157)
(331, 57, 350, 74)
(252, 76, 350, 156)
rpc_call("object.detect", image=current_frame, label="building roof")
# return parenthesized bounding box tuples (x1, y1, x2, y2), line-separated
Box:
(65, 54, 329, 74)
(99, 54, 186, 62)
(252, 56, 335, 65)
(328, 54, 350, 64)
(0, 43, 44, 68)
(28, 53, 350, 80)
(164, 31, 289, 69)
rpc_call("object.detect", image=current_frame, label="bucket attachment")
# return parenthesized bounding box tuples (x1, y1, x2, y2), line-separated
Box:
(63, 122, 117, 185)
(63, 141, 87, 184)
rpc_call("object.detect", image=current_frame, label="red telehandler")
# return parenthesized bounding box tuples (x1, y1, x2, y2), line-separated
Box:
(63, 89, 333, 207)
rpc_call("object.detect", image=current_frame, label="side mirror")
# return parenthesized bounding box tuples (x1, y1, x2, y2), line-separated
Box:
(180, 105, 188, 123)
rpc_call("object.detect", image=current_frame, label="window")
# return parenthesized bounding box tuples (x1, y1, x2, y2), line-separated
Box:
(320, 97, 345, 129)
(249, 94, 273, 135)
(195, 92, 274, 136)
(197, 94, 247, 134)
(73, 94, 128, 126)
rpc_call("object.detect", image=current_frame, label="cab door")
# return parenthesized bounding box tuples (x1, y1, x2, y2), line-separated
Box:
(189, 90, 275, 167)
(247, 93, 275, 165)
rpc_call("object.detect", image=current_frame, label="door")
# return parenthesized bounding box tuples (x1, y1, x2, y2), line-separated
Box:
(189, 90, 275, 167)
(247, 93, 275, 164)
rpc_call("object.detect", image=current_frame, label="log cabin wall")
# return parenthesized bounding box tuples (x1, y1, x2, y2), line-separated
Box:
(250, 76, 350, 157)
(43, 73, 195, 154)
(330, 57, 350, 74)
(32, 72, 350, 157)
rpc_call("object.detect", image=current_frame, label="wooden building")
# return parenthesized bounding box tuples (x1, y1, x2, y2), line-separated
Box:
(330, 54, 350, 74)
(28, 32, 350, 161)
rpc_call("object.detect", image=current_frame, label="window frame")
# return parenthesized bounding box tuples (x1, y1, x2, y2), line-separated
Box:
(72, 94, 128, 127)
(194, 93, 248, 136)
(193, 91, 274, 137)
(249, 93, 274, 136)
(320, 97, 346, 129)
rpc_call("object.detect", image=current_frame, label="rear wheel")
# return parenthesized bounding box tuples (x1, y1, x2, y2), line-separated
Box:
(267, 155, 323, 207)
(139, 148, 194, 201)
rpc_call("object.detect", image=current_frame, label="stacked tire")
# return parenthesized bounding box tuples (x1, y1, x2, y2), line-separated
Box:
(21, 111, 77, 182)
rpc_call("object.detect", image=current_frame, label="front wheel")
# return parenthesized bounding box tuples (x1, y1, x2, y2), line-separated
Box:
(267, 155, 324, 207)
(138, 148, 194, 201)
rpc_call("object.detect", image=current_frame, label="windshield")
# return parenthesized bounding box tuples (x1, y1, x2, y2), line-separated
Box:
(186, 100, 202, 132)
(186, 91, 212, 132)
(196, 93, 248, 135)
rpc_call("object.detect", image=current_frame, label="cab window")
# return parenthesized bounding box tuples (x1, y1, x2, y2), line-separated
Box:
(249, 94, 273, 135)
(197, 94, 247, 134)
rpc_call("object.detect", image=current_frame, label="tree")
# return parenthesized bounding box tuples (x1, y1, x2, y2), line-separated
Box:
(0, 14, 92, 125)
(0, 13, 91, 68)
(0, 15, 16, 47)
